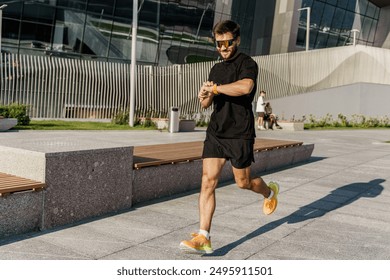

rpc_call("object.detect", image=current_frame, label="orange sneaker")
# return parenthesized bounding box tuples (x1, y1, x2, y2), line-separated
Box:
(180, 233, 213, 254)
(263, 181, 279, 215)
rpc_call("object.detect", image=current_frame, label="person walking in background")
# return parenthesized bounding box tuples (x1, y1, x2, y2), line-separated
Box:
(179, 20, 280, 255)
(256, 90, 267, 130)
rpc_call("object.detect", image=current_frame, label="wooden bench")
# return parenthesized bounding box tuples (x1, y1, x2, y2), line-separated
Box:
(133, 138, 303, 169)
(0, 172, 46, 197)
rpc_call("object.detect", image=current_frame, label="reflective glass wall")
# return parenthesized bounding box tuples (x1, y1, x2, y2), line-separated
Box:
(2, 0, 252, 66)
(1, 0, 384, 66)
(2, 0, 161, 64)
(297, 0, 380, 49)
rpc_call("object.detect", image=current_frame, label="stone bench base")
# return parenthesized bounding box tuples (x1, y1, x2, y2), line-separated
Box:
(0, 146, 133, 239)
(133, 143, 314, 205)
(0, 140, 314, 239)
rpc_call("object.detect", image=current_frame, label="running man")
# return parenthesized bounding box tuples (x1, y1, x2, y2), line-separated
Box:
(180, 20, 279, 254)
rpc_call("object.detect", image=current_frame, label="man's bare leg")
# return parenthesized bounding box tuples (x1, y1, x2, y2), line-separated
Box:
(232, 166, 271, 197)
(232, 166, 279, 215)
(199, 157, 226, 232)
(179, 157, 225, 254)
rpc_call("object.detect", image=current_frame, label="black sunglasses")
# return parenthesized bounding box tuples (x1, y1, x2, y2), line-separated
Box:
(215, 39, 236, 48)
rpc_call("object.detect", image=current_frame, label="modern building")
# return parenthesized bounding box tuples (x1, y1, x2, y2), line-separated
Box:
(1, 0, 390, 66)
(1, 0, 390, 122)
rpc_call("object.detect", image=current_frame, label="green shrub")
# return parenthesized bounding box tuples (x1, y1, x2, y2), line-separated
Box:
(137, 117, 156, 128)
(379, 116, 390, 127)
(304, 114, 390, 129)
(337, 113, 349, 127)
(0, 104, 30, 125)
(112, 110, 157, 128)
(112, 110, 129, 125)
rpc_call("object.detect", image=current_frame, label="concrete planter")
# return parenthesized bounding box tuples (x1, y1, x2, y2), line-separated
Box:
(147, 118, 196, 131)
(179, 120, 196, 132)
(278, 121, 304, 131)
(154, 118, 169, 130)
(0, 118, 18, 131)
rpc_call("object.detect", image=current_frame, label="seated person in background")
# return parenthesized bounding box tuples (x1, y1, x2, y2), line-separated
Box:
(264, 102, 282, 130)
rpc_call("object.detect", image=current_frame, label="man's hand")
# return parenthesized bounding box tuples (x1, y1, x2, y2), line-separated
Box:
(198, 81, 216, 109)
(198, 81, 214, 102)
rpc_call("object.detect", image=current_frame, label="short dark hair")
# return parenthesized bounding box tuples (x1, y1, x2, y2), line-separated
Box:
(260, 90, 266, 94)
(212, 20, 240, 39)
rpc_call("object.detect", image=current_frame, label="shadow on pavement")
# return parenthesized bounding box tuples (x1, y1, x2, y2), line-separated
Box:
(206, 178, 385, 257)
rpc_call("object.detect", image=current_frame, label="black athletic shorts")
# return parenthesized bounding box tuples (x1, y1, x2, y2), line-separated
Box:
(202, 133, 255, 169)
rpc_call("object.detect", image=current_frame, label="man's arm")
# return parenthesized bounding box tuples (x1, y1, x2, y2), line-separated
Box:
(199, 77, 255, 108)
(205, 78, 254, 97)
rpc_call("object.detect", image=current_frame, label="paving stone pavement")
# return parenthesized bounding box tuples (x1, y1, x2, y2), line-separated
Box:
(0, 128, 389, 260)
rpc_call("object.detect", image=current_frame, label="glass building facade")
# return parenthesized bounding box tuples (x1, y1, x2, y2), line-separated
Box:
(2, 0, 233, 65)
(1, 0, 388, 66)
(297, 0, 380, 49)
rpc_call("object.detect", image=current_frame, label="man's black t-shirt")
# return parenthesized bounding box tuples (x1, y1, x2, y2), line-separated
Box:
(207, 52, 258, 139)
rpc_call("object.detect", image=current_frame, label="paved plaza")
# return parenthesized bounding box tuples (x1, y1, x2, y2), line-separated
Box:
(0, 128, 389, 260)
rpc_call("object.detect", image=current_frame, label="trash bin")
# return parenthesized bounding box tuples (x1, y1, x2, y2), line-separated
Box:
(169, 107, 179, 133)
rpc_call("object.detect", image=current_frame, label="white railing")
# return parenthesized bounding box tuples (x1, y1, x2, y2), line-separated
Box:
(255, 45, 390, 100)
(0, 53, 214, 119)
(1, 45, 390, 120)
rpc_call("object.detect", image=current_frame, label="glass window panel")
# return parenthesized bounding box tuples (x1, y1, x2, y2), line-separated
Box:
(310, 1, 325, 28)
(358, 0, 368, 15)
(374, 6, 379, 18)
(302, 0, 314, 8)
(82, 14, 110, 57)
(366, 2, 377, 18)
(331, 7, 345, 32)
(337, 0, 348, 9)
(139, 0, 159, 28)
(346, 0, 356, 12)
(326, 0, 337, 5)
(296, 28, 306, 47)
(341, 10, 355, 32)
(232, 0, 255, 30)
(108, 35, 131, 61)
(309, 29, 318, 49)
(57, 0, 87, 10)
(51, 8, 84, 54)
(20, 22, 53, 49)
(113, 0, 132, 24)
(2, 18, 20, 48)
(328, 33, 339, 47)
(110, 0, 157, 63)
(321, 5, 335, 30)
(298, 9, 306, 25)
(87, 0, 114, 16)
(22, 3, 55, 24)
(1, 2, 22, 20)
(368, 20, 377, 42)
(361, 16, 373, 42)
(315, 31, 329, 48)
(337, 35, 349, 46)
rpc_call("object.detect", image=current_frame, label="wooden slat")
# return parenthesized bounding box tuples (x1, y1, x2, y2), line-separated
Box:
(133, 138, 303, 169)
(0, 172, 46, 197)
(253, 139, 303, 151)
